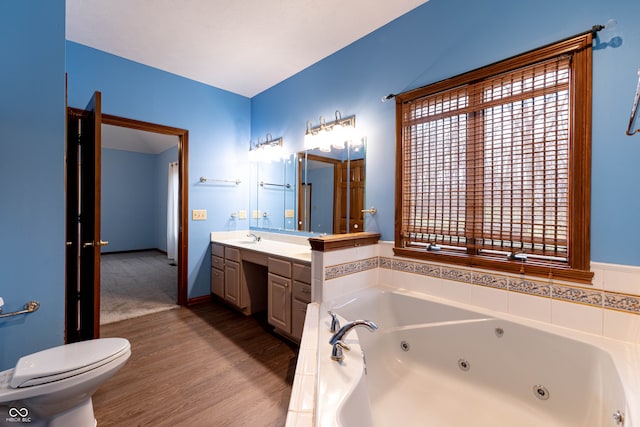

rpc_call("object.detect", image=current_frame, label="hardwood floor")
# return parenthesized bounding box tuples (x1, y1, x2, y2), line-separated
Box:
(93, 300, 298, 426)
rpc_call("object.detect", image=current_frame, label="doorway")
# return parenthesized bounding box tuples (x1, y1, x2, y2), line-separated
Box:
(100, 123, 180, 324)
(101, 113, 189, 311)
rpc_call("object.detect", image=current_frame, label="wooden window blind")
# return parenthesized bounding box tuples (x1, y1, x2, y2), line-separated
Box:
(394, 34, 594, 283)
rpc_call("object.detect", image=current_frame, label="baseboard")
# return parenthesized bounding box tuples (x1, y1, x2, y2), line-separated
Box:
(101, 248, 168, 256)
(187, 294, 212, 306)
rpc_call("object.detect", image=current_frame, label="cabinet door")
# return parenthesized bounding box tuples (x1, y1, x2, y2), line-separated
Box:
(224, 260, 241, 307)
(268, 272, 291, 333)
(291, 299, 308, 341)
(211, 267, 224, 298)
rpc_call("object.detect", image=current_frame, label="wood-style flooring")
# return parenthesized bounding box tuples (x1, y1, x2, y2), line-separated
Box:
(93, 300, 298, 427)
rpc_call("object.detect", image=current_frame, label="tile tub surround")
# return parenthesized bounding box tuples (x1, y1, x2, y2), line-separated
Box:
(316, 241, 640, 343)
(286, 243, 640, 426)
(286, 303, 319, 427)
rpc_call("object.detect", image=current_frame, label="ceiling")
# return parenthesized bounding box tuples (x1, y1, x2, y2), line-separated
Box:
(66, 0, 429, 98)
(102, 124, 178, 154)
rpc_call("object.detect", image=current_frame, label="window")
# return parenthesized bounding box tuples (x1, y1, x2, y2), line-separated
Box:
(394, 34, 594, 283)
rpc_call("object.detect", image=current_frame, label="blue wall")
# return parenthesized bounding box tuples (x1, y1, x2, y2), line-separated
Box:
(102, 147, 180, 253)
(66, 41, 252, 303)
(0, 1, 66, 369)
(252, 0, 640, 266)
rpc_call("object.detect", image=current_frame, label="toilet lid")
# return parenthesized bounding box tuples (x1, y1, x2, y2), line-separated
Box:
(10, 337, 130, 388)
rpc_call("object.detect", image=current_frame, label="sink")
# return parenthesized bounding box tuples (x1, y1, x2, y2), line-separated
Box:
(229, 239, 259, 246)
(216, 238, 311, 261)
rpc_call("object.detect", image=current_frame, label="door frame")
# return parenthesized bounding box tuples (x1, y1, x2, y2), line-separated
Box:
(101, 113, 189, 307)
(297, 152, 340, 233)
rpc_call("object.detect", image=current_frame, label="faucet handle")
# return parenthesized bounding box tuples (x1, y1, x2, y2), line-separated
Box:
(328, 310, 340, 333)
(330, 340, 350, 362)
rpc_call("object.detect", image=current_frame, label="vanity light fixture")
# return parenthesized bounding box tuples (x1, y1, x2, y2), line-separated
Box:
(248, 133, 285, 162)
(304, 111, 360, 151)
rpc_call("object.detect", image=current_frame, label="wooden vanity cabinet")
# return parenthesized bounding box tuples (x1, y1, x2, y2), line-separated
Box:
(223, 247, 242, 307)
(210, 243, 245, 310)
(213, 242, 310, 342)
(291, 263, 312, 341)
(267, 257, 311, 342)
(211, 243, 225, 298)
(268, 257, 292, 334)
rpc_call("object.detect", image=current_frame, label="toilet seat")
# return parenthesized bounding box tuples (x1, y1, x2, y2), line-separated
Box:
(10, 338, 130, 388)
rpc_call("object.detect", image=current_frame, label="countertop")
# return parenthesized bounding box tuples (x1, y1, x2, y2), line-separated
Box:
(211, 231, 312, 263)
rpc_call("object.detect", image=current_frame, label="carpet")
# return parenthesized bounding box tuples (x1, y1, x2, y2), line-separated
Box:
(100, 250, 179, 324)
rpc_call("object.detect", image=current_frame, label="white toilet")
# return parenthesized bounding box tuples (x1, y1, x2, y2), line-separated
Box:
(0, 337, 131, 427)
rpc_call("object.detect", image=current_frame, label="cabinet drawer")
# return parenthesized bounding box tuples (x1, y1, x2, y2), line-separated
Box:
(292, 280, 311, 303)
(268, 257, 291, 278)
(211, 242, 224, 258)
(225, 246, 241, 262)
(242, 249, 268, 266)
(212, 255, 224, 271)
(293, 263, 311, 284)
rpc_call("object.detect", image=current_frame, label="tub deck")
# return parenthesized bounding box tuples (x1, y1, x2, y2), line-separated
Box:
(309, 286, 640, 427)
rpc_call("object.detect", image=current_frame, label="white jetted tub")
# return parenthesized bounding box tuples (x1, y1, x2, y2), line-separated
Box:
(315, 287, 640, 427)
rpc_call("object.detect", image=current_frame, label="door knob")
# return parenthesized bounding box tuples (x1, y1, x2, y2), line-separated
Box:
(82, 240, 109, 248)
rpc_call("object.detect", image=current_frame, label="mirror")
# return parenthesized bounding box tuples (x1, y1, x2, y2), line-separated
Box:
(249, 153, 297, 231)
(298, 143, 365, 234)
(249, 140, 365, 235)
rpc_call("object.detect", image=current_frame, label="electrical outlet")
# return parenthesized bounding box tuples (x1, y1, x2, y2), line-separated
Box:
(192, 209, 207, 220)
(285, 209, 294, 218)
(238, 210, 247, 219)
(252, 210, 260, 219)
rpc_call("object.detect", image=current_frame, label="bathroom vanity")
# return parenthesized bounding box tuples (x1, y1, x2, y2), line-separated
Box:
(210, 232, 311, 342)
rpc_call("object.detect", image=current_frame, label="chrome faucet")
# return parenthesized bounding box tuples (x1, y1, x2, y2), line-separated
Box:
(329, 320, 378, 362)
(328, 310, 340, 333)
(247, 233, 261, 242)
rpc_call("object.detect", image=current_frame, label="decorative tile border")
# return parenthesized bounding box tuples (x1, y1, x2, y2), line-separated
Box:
(605, 293, 640, 314)
(509, 279, 551, 298)
(325, 255, 640, 315)
(324, 257, 379, 280)
(472, 272, 509, 290)
(553, 285, 603, 306)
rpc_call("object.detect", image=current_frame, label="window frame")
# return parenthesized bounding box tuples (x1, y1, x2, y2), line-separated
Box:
(394, 34, 594, 283)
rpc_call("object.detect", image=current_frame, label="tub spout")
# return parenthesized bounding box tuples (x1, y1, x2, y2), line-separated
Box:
(329, 320, 378, 362)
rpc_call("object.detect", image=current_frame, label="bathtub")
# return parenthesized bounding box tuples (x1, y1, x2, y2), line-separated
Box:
(315, 286, 640, 427)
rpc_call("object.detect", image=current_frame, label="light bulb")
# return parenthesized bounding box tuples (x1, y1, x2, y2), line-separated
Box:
(304, 131, 316, 150)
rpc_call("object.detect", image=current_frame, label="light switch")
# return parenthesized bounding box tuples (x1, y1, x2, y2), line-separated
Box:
(238, 210, 247, 219)
(285, 209, 294, 218)
(192, 209, 207, 220)
(252, 210, 260, 219)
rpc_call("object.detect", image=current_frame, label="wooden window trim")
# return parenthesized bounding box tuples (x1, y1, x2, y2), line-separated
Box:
(394, 34, 594, 284)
